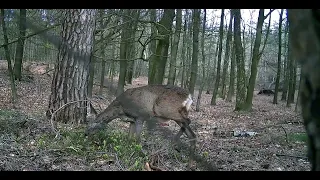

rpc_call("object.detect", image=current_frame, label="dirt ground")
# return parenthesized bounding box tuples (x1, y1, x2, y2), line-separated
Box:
(0, 65, 310, 171)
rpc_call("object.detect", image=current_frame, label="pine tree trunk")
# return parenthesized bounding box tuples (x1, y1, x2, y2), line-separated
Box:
(47, 9, 96, 124)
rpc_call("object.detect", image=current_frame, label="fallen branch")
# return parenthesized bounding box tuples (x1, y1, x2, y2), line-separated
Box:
(275, 153, 308, 160)
(48, 99, 99, 138)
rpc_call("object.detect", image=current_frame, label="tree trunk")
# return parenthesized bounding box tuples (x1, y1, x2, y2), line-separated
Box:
(273, 9, 284, 104)
(0, 9, 17, 103)
(88, 46, 95, 99)
(211, 9, 225, 105)
(220, 10, 233, 100)
(281, 20, 289, 101)
(46, 9, 96, 124)
(117, 9, 131, 96)
(167, 9, 182, 85)
(185, 12, 193, 89)
(226, 42, 236, 102)
(242, 9, 266, 111)
(98, 10, 107, 95)
(286, 29, 294, 107)
(180, 10, 188, 88)
(148, 9, 157, 84)
(188, 9, 201, 95)
(287, 9, 320, 171)
(126, 10, 140, 85)
(196, 9, 206, 112)
(149, 9, 175, 85)
(233, 9, 247, 111)
(289, 58, 297, 102)
(206, 37, 219, 94)
(13, 9, 26, 81)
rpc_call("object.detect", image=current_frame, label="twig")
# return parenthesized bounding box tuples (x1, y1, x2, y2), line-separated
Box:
(149, 163, 166, 171)
(198, 141, 207, 154)
(114, 152, 124, 171)
(275, 153, 308, 160)
(48, 99, 92, 138)
(279, 125, 289, 144)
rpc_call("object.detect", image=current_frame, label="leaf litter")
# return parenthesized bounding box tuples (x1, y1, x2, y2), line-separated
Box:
(0, 64, 310, 171)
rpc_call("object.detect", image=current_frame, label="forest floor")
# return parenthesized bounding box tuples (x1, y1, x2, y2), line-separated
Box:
(0, 62, 310, 171)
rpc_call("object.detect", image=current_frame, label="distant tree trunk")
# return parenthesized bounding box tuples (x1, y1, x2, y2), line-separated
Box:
(13, 9, 26, 81)
(88, 46, 95, 99)
(46, 9, 96, 124)
(184, 12, 193, 89)
(211, 9, 225, 105)
(273, 9, 284, 104)
(233, 9, 247, 111)
(148, 9, 157, 84)
(226, 42, 236, 102)
(117, 9, 131, 96)
(205, 38, 213, 94)
(295, 73, 301, 112)
(149, 9, 175, 85)
(196, 9, 206, 112)
(286, 29, 294, 107)
(180, 10, 188, 88)
(167, 9, 182, 85)
(243, 9, 269, 111)
(98, 49, 106, 95)
(281, 20, 289, 101)
(188, 9, 200, 95)
(126, 10, 140, 85)
(206, 37, 219, 94)
(109, 45, 116, 93)
(98, 10, 106, 95)
(0, 9, 17, 103)
(221, 10, 233, 100)
(289, 58, 297, 102)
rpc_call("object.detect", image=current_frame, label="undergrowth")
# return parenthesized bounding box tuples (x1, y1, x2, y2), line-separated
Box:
(36, 127, 148, 171)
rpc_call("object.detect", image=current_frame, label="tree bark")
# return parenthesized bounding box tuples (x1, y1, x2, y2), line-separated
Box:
(242, 9, 267, 111)
(196, 9, 206, 112)
(221, 10, 233, 100)
(287, 9, 320, 171)
(286, 29, 294, 107)
(167, 9, 182, 85)
(211, 9, 225, 105)
(0, 9, 17, 103)
(149, 9, 175, 85)
(188, 9, 201, 95)
(273, 9, 284, 104)
(233, 9, 246, 111)
(180, 10, 188, 88)
(126, 10, 140, 85)
(148, 9, 157, 85)
(281, 20, 289, 101)
(226, 42, 236, 102)
(46, 9, 96, 124)
(13, 9, 26, 81)
(117, 9, 131, 96)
